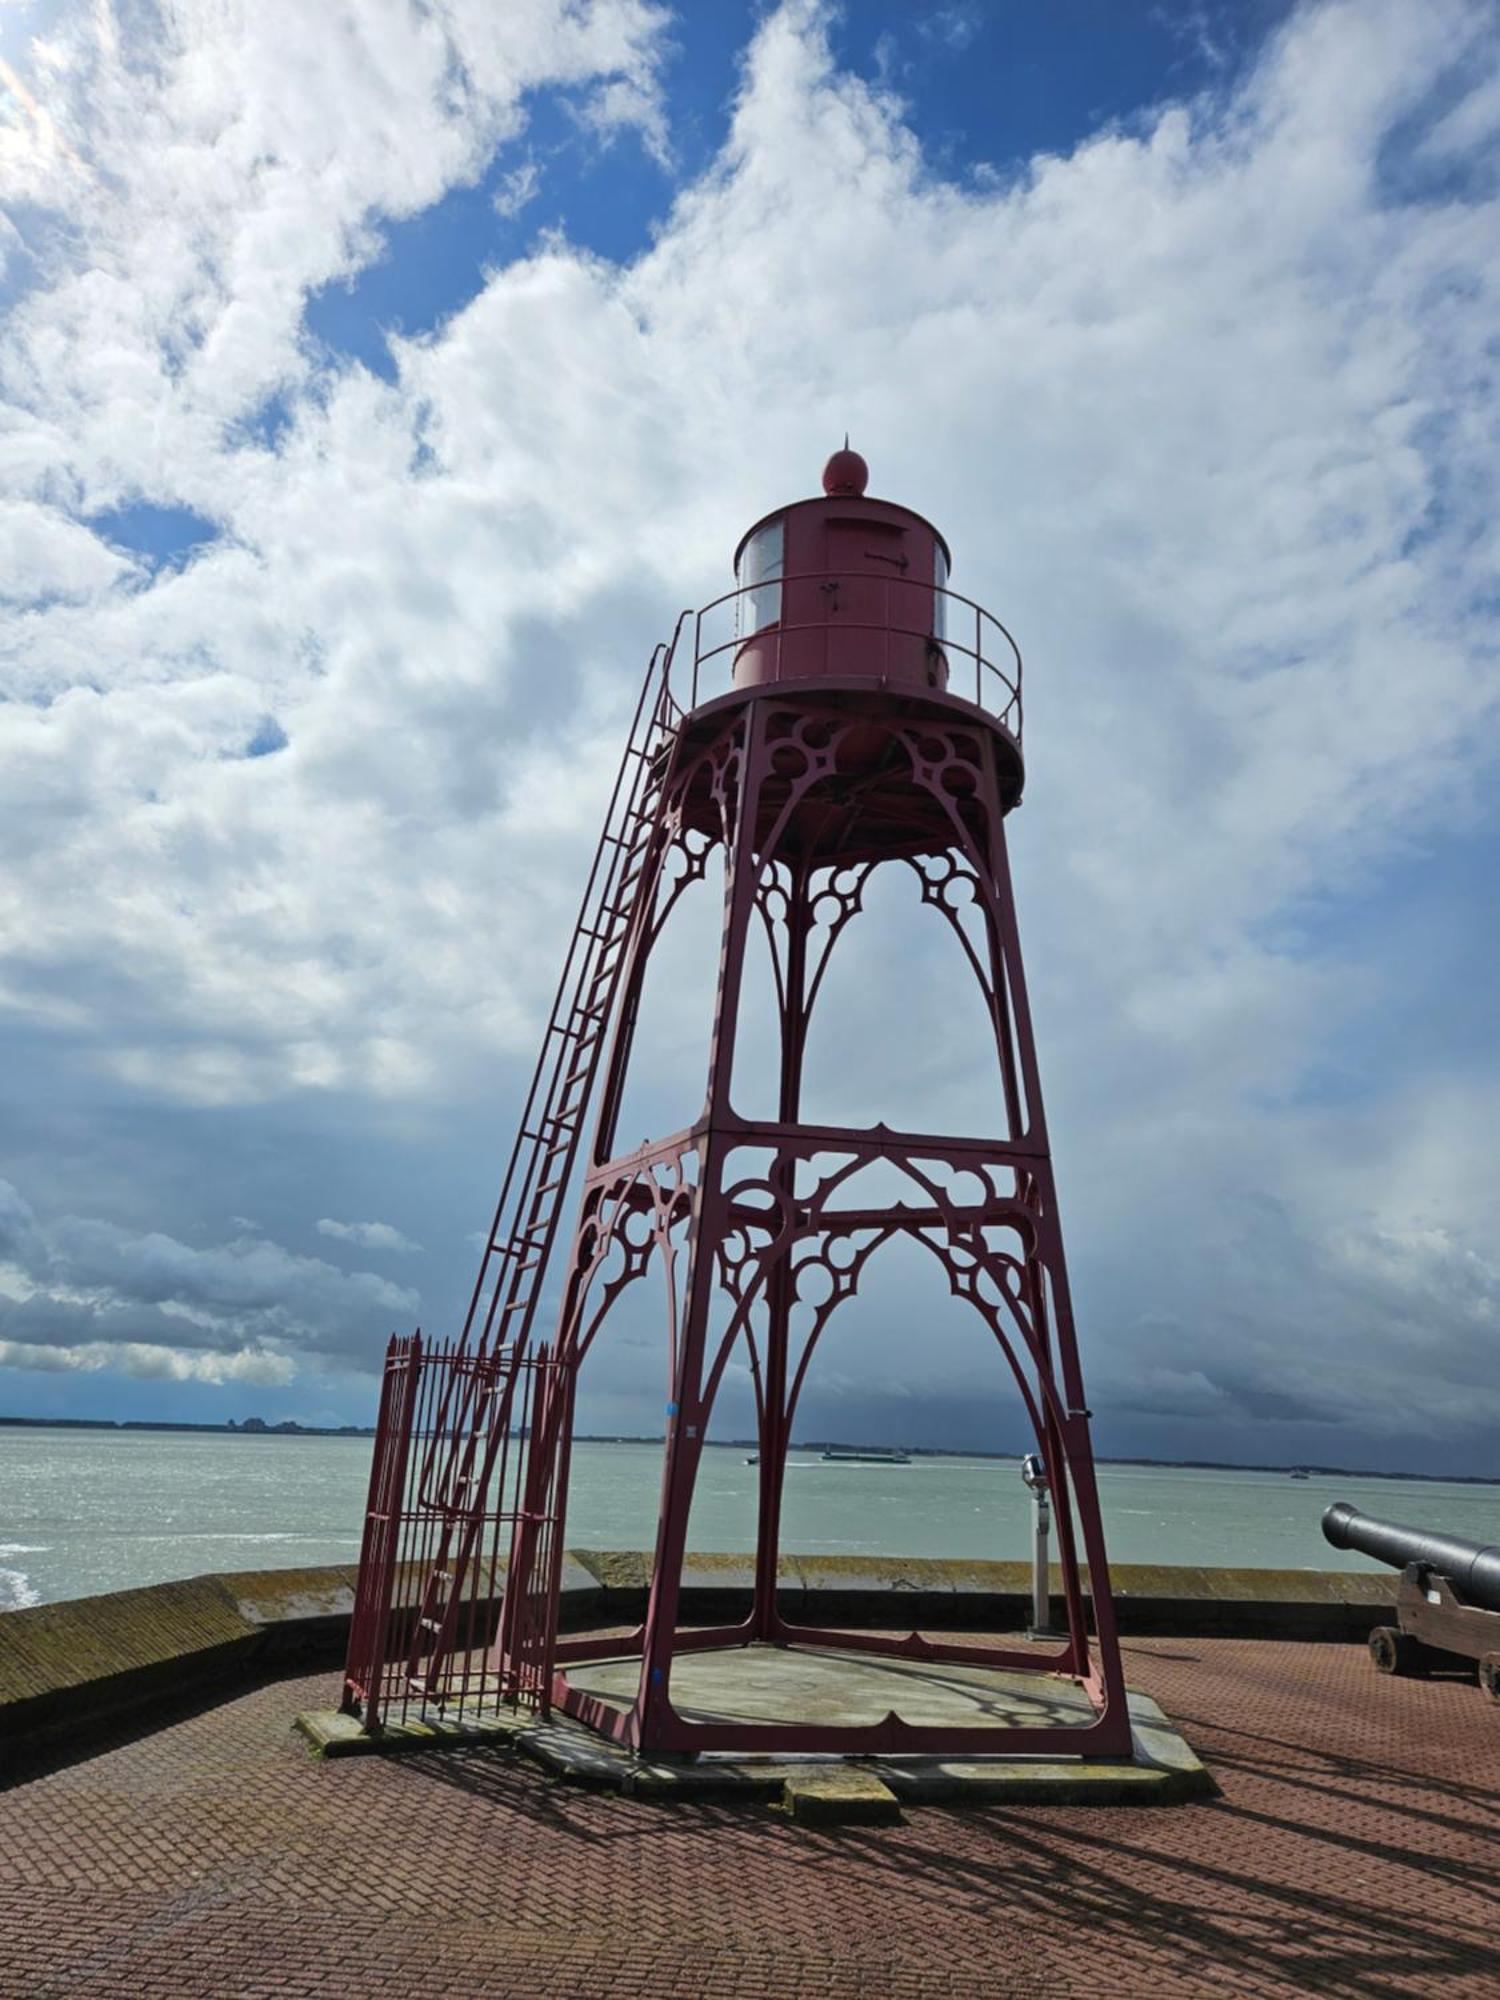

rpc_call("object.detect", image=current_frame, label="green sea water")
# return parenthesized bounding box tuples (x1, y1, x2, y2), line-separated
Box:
(2, 1426, 1497, 1610)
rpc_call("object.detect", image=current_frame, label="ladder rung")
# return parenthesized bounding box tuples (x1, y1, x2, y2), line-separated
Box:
(522, 1118, 573, 1144)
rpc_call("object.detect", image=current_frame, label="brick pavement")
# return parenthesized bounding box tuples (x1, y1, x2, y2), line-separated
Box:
(0, 1637, 1496, 1999)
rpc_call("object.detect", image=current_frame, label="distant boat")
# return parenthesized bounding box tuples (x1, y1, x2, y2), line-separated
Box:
(1289, 1468, 1310, 1480)
(744, 1454, 759, 1465)
(820, 1448, 911, 1466)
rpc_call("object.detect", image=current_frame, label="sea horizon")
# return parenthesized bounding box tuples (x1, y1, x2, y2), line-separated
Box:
(5, 1425, 1498, 1614)
(1, 1414, 1495, 1487)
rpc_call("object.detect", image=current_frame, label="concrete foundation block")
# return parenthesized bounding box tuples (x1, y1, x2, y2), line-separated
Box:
(783, 1768, 902, 1825)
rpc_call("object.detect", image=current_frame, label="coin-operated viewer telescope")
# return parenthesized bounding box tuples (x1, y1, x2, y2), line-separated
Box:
(342, 447, 1131, 1760)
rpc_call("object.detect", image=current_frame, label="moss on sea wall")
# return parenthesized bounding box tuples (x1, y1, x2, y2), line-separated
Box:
(2, 1576, 255, 1704)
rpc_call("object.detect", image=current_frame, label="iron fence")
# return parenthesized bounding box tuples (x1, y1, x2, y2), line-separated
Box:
(342, 1334, 562, 1732)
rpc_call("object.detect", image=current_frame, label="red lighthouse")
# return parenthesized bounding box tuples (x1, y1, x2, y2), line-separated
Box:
(344, 449, 1130, 1760)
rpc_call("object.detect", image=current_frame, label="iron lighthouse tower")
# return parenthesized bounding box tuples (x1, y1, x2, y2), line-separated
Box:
(345, 447, 1131, 1760)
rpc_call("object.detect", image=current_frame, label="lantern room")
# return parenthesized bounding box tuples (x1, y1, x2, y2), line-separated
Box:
(732, 445, 953, 694)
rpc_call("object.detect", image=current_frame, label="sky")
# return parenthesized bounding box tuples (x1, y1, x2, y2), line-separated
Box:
(0, 0, 1497, 1476)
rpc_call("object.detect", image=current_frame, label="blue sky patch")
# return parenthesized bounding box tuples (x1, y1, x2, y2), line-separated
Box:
(227, 390, 296, 453)
(242, 717, 289, 759)
(88, 501, 220, 569)
(831, 0, 1298, 181)
(298, 4, 1299, 382)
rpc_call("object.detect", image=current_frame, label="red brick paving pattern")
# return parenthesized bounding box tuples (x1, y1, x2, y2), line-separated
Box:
(0, 1637, 1496, 1999)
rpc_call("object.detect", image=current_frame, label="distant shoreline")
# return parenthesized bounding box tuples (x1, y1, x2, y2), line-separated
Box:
(1, 1415, 1495, 1484)
(0, 1415, 376, 1438)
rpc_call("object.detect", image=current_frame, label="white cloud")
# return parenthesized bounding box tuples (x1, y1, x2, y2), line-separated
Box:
(0, 1, 1498, 1459)
(0, 1178, 419, 1376)
(492, 156, 541, 219)
(579, 73, 672, 169)
(316, 1218, 422, 1253)
(0, 1337, 295, 1384)
(0, 1, 673, 463)
(917, 7, 983, 55)
(0, 499, 134, 602)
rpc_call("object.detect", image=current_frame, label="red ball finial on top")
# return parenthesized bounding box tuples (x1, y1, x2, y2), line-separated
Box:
(822, 439, 869, 497)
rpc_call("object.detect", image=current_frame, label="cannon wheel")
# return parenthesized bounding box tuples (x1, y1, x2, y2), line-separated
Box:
(1480, 1653, 1500, 1705)
(1369, 1626, 1427, 1676)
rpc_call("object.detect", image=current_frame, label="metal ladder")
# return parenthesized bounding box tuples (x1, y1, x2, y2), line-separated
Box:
(401, 642, 683, 1700)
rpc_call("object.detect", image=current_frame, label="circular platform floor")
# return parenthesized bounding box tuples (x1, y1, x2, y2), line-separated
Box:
(295, 1644, 1214, 1806)
(568, 1642, 1097, 1730)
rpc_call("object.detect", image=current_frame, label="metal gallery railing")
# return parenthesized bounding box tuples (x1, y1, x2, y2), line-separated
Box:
(666, 572, 1023, 737)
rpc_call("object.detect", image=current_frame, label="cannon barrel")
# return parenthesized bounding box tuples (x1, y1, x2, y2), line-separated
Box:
(1322, 1502, 1500, 1612)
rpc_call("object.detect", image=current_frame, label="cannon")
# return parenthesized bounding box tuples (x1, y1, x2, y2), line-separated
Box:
(1322, 1502, 1500, 1702)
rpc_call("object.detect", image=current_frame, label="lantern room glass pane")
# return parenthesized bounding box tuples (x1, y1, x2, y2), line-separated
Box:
(737, 518, 784, 635)
(933, 542, 948, 642)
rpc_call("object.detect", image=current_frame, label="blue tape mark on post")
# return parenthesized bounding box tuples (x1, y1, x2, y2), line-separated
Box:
(666, 1401, 679, 1416)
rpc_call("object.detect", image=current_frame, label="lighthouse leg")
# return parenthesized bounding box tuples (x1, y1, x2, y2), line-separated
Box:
(633, 707, 768, 1750)
(750, 855, 814, 1643)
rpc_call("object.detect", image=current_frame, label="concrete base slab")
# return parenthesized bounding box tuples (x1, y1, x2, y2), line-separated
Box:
(294, 1706, 526, 1758)
(299, 1644, 1214, 1806)
(783, 1768, 901, 1825)
(568, 1643, 1102, 1729)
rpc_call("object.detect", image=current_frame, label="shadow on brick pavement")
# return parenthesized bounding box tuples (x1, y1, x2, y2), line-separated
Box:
(0, 1637, 1496, 1998)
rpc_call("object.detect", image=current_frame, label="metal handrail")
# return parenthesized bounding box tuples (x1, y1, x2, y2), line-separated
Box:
(663, 573, 1023, 739)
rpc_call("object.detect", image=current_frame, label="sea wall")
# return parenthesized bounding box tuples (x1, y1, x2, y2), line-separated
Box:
(0, 1554, 1396, 1765)
(0, 1564, 359, 1757)
(591, 1551, 1399, 1639)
